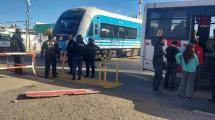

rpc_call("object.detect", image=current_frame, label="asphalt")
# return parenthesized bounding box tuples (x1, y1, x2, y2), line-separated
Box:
(0, 55, 215, 114)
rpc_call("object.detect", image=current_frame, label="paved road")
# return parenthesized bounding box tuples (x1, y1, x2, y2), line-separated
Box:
(0, 55, 214, 114)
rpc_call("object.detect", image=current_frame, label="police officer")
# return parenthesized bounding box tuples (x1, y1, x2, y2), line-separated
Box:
(70, 35, 86, 80)
(11, 28, 26, 75)
(41, 35, 60, 78)
(66, 35, 75, 74)
(84, 38, 100, 78)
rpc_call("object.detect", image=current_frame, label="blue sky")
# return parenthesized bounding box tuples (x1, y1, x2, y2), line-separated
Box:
(0, 0, 185, 29)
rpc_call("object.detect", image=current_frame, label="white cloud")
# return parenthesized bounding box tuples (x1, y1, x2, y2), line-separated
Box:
(115, 9, 122, 12)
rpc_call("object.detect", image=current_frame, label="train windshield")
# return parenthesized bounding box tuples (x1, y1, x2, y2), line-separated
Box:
(52, 10, 85, 35)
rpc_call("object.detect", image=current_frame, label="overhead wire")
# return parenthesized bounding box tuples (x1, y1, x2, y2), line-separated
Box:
(0, 0, 135, 14)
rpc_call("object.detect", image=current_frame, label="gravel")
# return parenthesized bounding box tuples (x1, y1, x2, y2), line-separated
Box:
(0, 81, 214, 120)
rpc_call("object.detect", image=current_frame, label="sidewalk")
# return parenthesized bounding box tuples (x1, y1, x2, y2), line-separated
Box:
(26, 50, 40, 54)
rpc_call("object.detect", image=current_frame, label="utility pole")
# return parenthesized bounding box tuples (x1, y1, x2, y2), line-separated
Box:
(26, 20, 27, 48)
(138, 0, 143, 15)
(23, 0, 30, 52)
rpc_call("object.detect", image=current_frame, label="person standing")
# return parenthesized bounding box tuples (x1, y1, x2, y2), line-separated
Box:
(11, 28, 26, 75)
(152, 36, 167, 95)
(84, 38, 100, 78)
(41, 35, 60, 78)
(189, 40, 203, 93)
(196, 15, 210, 54)
(164, 41, 179, 91)
(176, 45, 199, 100)
(206, 45, 215, 103)
(66, 35, 75, 74)
(70, 35, 86, 80)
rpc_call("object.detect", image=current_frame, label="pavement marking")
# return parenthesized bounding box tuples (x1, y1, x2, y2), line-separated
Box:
(25, 75, 55, 83)
(194, 110, 215, 117)
(25, 68, 123, 88)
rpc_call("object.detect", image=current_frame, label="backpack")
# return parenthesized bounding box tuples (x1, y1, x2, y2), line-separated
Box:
(10, 35, 19, 52)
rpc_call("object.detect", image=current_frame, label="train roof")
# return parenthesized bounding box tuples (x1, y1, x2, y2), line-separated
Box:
(66, 7, 142, 23)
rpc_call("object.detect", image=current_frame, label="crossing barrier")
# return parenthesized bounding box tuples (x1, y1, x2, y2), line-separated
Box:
(98, 62, 102, 82)
(61, 57, 65, 75)
(115, 64, 119, 85)
(34, 54, 36, 70)
(103, 66, 107, 88)
(0, 52, 38, 80)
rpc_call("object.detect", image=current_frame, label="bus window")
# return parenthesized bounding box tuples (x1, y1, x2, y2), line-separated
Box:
(0, 34, 10, 41)
(150, 19, 186, 37)
(88, 22, 93, 37)
(95, 23, 98, 36)
(148, 10, 187, 38)
(209, 17, 215, 39)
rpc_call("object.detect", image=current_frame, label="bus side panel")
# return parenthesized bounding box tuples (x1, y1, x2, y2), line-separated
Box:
(140, 6, 148, 67)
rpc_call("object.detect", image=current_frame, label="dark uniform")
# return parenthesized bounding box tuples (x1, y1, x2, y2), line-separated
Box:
(11, 29, 26, 75)
(70, 35, 86, 80)
(84, 38, 100, 78)
(206, 49, 215, 103)
(41, 35, 60, 78)
(67, 38, 75, 74)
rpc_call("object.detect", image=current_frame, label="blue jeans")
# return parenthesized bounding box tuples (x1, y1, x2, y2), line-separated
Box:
(72, 56, 83, 76)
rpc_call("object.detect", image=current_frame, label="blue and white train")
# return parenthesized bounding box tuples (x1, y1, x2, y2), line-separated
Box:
(52, 7, 142, 60)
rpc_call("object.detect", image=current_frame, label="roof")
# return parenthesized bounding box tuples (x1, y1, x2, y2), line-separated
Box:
(68, 7, 142, 23)
(145, 0, 215, 9)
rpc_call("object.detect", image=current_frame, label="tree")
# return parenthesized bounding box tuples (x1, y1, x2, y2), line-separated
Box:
(43, 28, 53, 36)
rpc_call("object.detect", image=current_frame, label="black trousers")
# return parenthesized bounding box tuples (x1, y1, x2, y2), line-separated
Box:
(164, 62, 178, 89)
(194, 65, 202, 91)
(14, 55, 23, 74)
(68, 53, 73, 73)
(85, 56, 95, 76)
(45, 53, 56, 76)
(153, 65, 163, 91)
(210, 71, 215, 100)
(198, 27, 209, 54)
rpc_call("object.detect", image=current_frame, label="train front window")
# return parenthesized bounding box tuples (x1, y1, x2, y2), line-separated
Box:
(52, 10, 85, 35)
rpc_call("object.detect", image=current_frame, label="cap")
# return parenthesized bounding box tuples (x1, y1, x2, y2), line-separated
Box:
(15, 28, 22, 34)
(76, 35, 83, 40)
(48, 34, 53, 40)
(88, 38, 95, 41)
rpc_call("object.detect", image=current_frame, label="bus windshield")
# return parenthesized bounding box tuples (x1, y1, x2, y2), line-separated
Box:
(52, 10, 85, 35)
(0, 34, 10, 41)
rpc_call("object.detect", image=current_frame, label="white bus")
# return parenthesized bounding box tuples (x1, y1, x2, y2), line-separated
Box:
(140, 0, 215, 80)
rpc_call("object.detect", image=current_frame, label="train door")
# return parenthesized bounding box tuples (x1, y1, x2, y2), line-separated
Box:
(93, 20, 100, 42)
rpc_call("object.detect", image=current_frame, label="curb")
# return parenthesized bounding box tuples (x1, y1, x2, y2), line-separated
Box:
(127, 57, 140, 59)
(194, 110, 215, 117)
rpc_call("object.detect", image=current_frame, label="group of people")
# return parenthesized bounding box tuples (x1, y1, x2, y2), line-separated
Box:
(152, 36, 215, 102)
(41, 34, 100, 80)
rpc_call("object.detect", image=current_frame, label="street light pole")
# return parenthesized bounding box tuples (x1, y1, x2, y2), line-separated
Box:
(23, 0, 30, 52)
